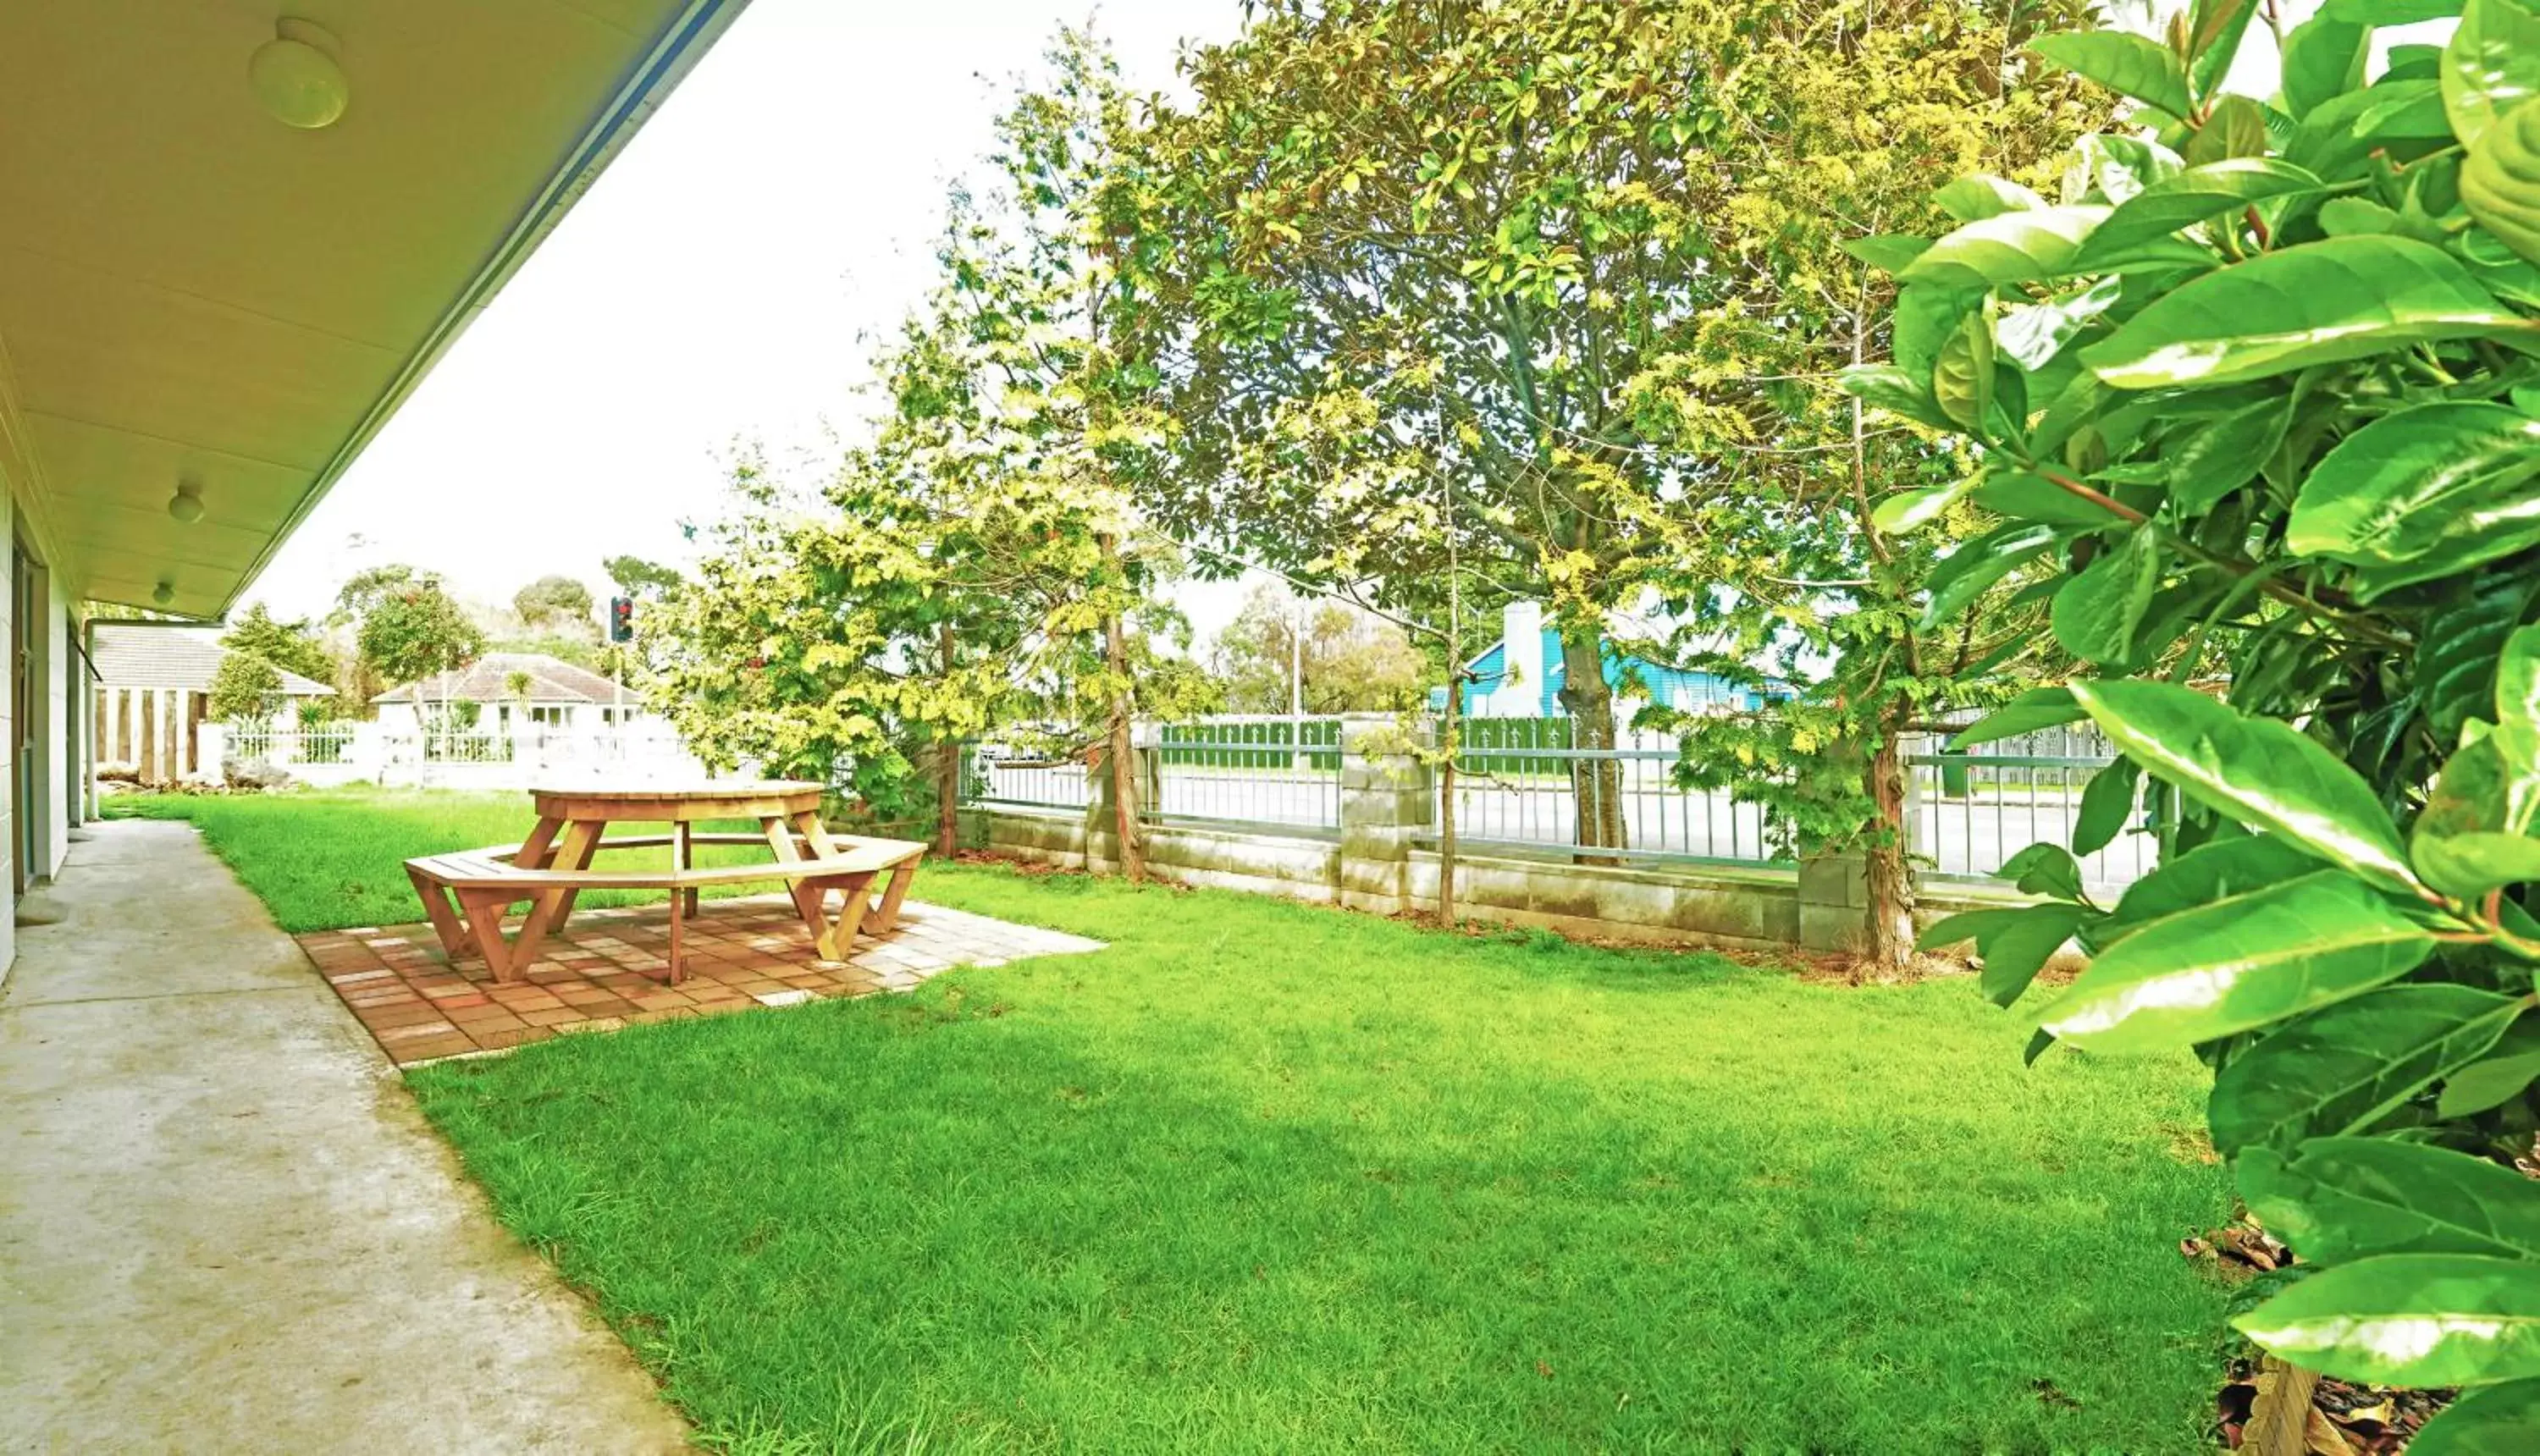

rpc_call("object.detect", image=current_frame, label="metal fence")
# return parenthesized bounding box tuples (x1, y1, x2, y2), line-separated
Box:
(220, 721, 361, 766)
(968, 744, 1093, 811)
(1448, 726, 1789, 867)
(1151, 720, 1343, 835)
(1905, 719, 2151, 889)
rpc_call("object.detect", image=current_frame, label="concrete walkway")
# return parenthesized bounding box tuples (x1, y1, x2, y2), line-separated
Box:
(0, 820, 691, 1453)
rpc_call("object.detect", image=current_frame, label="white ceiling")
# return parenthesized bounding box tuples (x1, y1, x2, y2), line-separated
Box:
(0, 0, 745, 615)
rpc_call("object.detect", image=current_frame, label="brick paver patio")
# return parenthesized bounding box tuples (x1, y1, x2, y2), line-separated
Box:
(297, 896, 1102, 1067)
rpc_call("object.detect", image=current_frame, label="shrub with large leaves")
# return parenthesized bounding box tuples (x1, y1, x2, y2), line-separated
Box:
(1864, 0, 2540, 1441)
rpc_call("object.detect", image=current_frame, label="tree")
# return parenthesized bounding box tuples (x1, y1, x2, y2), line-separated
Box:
(1132, 0, 2095, 886)
(1883, 2, 2540, 1440)
(511, 575, 595, 635)
(355, 572, 486, 750)
(651, 31, 1215, 863)
(602, 554, 682, 603)
(1212, 583, 1426, 714)
(206, 652, 284, 724)
(219, 602, 337, 689)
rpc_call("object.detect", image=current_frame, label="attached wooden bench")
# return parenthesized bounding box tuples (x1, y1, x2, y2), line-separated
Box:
(404, 831, 925, 984)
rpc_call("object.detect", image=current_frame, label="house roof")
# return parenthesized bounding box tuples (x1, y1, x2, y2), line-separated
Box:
(91, 624, 333, 696)
(1444, 628, 1784, 716)
(373, 652, 621, 705)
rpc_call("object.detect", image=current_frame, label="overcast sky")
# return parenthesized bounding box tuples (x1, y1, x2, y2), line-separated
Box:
(251, 0, 1258, 636)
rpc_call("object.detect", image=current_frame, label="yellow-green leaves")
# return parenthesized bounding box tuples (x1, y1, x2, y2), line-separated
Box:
(2040, 869, 2433, 1051)
(2030, 30, 2192, 119)
(2236, 1255, 2540, 1385)
(2068, 679, 2420, 894)
(2412, 1379, 2540, 1453)
(2081, 238, 2537, 389)
(2285, 404, 2540, 599)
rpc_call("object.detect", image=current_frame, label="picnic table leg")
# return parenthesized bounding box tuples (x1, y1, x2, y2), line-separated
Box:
(868, 860, 918, 935)
(456, 888, 525, 982)
(406, 865, 478, 959)
(674, 819, 699, 915)
(516, 814, 565, 869)
(761, 813, 835, 942)
(809, 869, 879, 962)
(510, 819, 602, 967)
(666, 879, 687, 984)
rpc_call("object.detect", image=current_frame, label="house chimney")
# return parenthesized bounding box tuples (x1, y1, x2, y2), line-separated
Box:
(1500, 600, 1544, 718)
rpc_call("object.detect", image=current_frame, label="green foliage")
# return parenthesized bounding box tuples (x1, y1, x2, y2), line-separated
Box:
(218, 602, 338, 688)
(511, 574, 595, 634)
(1208, 584, 1424, 714)
(206, 651, 284, 724)
(1883, 3, 2540, 1435)
(650, 31, 1214, 820)
(352, 571, 485, 692)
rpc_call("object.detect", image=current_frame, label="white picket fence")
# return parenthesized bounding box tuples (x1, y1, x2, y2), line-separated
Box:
(199, 720, 713, 789)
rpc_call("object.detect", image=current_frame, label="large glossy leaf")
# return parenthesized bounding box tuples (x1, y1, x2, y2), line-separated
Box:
(2073, 758, 2141, 857)
(2499, 622, 2540, 771)
(1871, 474, 1978, 535)
(2236, 1253, 2540, 1385)
(1947, 687, 2083, 748)
(2187, 94, 2273, 164)
(2073, 159, 2327, 266)
(2037, 869, 2434, 1051)
(1996, 275, 2123, 371)
(2207, 984, 2521, 1153)
(1933, 312, 1996, 431)
(1900, 206, 2108, 289)
(1920, 524, 2059, 626)
(2031, 31, 2192, 118)
(1932, 174, 2049, 223)
(2169, 394, 2292, 515)
(1974, 470, 2123, 526)
(2423, 577, 2538, 742)
(1919, 902, 2089, 1007)
(2441, 1014, 2540, 1116)
(2284, 14, 2371, 118)
(2068, 679, 2420, 893)
(2325, 0, 2465, 20)
(2464, 91, 2540, 265)
(2103, 835, 2323, 941)
(2446, 0, 2540, 147)
(2051, 532, 2158, 665)
(2412, 1379, 2540, 1456)
(2189, 0, 2261, 99)
(1836, 364, 1958, 432)
(2081, 237, 2540, 390)
(1998, 841, 2090, 902)
(1841, 234, 1933, 273)
(2414, 730, 2540, 895)
(1893, 284, 1982, 380)
(2239, 1137, 2540, 1264)
(2284, 403, 2540, 598)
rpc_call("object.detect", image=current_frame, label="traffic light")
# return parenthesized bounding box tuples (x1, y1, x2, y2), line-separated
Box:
(609, 595, 634, 643)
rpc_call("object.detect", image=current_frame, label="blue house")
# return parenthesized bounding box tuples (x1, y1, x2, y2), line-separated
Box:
(1433, 603, 1787, 718)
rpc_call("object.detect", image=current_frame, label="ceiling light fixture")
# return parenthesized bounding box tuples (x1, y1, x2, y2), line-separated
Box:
(168, 481, 206, 524)
(152, 581, 176, 608)
(250, 18, 349, 130)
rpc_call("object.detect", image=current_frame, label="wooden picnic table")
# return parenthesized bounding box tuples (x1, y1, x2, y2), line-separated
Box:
(472, 780, 916, 973)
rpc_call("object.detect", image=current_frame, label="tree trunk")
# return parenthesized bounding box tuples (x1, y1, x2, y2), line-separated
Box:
(1554, 621, 1626, 863)
(1860, 720, 1914, 973)
(1100, 539, 1143, 885)
(936, 622, 959, 858)
(1438, 673, 1460, 928)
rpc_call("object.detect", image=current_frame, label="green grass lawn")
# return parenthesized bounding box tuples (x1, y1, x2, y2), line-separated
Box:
(122, 788, 2233, 1452)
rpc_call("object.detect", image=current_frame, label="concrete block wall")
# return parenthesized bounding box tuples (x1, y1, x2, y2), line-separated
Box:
(958, 724, 2028, 956)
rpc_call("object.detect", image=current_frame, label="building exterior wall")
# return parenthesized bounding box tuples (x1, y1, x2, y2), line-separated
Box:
(0, 488, 19, 975)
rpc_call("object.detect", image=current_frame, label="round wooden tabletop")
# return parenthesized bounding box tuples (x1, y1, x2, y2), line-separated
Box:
(529, 780, 826, 822)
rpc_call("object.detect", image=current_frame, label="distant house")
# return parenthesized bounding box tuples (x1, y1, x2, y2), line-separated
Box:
(373, 652, 648, 736)
(91, 625, 334, 783)
(1438, 603, 1788, 719)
